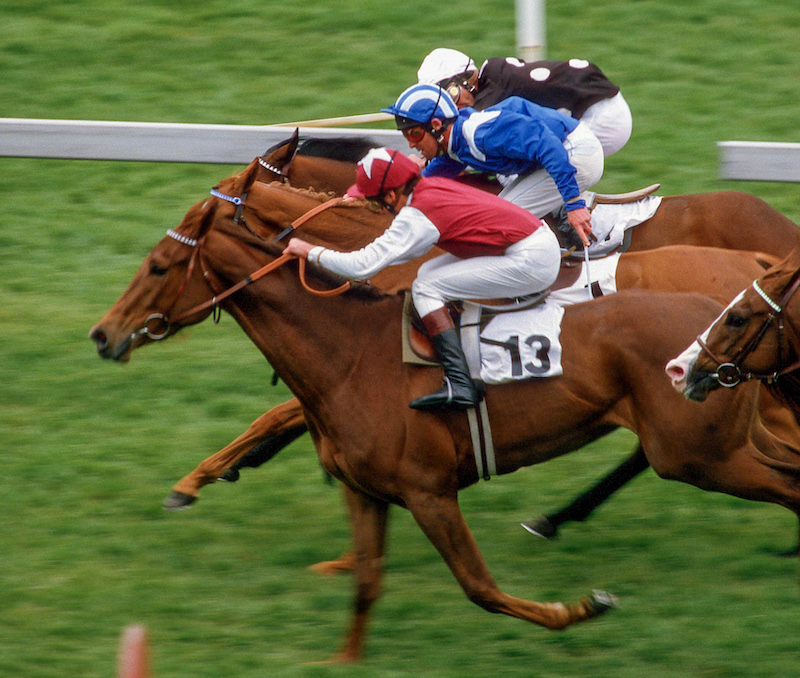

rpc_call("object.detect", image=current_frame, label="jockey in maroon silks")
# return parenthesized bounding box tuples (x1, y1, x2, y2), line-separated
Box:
(284, 147, 560, 411)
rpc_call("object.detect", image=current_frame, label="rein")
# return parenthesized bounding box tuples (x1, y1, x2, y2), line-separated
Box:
(697, 273, 800, 387)
(134, 192, 348, 341)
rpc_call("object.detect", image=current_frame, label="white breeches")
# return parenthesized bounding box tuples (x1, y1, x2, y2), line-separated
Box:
(580, 92, 633, 157)
(498, 122, 605, 218)
(411, 226, 561, 317)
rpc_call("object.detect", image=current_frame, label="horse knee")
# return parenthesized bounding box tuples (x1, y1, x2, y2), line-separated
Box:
(354, 579, 382, 613)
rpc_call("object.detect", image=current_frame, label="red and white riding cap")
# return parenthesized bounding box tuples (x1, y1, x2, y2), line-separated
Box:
(347, 148, 420, 199)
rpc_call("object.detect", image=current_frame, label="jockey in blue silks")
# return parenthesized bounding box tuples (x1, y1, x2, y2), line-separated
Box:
(382, 82, 604, 249)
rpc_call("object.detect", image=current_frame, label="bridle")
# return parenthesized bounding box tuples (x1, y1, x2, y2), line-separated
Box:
(257, 157, 291, 183)
(696, 273, 800, 388)
(132, 189, 347, 342)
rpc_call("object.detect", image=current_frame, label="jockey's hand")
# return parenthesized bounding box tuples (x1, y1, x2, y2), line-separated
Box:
(283, 238, 315, 260)
(567, 207, 593, 247)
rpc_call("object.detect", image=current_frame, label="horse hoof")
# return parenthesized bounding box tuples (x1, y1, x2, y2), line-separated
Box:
(218, 468, 240, 482)
(163, 491, 196, 510)
(588, 589, 619, 615)
(520, 515, 558, 539)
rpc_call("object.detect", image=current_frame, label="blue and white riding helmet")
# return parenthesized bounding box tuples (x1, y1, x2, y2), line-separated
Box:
(381, 83, 459, 130)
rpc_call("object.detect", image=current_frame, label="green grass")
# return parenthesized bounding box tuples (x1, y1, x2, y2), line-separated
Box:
(3, 1, 800, 676)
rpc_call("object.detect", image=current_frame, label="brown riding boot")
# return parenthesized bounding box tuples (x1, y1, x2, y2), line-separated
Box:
(409, 307, 483, 411)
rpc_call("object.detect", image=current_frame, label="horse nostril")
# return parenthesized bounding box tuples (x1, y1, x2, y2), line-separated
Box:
(665, 360, 685, 383)
(90, 327, 108, 347)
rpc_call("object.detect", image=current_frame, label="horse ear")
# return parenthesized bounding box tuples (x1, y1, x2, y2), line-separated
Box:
(238, 158, 261, 193)
(287, 128, 300, 157)
(262, 128, 300, 162)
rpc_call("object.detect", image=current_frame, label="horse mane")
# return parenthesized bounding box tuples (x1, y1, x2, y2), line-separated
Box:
(262, 135, 378, 163)
(258, 181, 384, 218)
(767, 371, 800, 426)
(213, 185, 392, 304)
(265, 238, 391, 303)
(297, 137, 379, 162)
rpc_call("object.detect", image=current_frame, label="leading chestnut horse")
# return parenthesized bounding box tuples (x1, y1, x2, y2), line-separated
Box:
(166, 172, 790, 504)
(91, 181, 800, 661)
(169, 134, 800, 539)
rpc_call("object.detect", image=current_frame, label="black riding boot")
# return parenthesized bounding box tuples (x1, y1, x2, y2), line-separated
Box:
(409, 309, 483, 411)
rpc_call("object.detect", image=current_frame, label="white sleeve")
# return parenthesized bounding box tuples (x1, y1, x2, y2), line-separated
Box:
(312, 207, 440, 280)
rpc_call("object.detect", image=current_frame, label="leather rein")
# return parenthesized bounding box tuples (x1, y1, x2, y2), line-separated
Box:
(696, 273, 800, 388)
(133, 190, 347, 341)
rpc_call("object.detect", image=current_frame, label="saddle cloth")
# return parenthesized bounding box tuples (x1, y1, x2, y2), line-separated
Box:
(583, 195, 662, 258)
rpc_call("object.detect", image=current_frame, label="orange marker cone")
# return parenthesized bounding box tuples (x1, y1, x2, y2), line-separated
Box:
(117, 624, 151, 678)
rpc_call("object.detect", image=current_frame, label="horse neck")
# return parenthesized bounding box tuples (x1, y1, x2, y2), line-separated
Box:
(289, 156, 356, 195)
(203, 229, 403, 406)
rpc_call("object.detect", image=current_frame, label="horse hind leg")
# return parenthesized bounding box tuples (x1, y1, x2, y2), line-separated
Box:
(324, 485, 389, 663)
(164, 398, 307, 509)
(521, 444, 650, 538)
(406, 492, 617, 630)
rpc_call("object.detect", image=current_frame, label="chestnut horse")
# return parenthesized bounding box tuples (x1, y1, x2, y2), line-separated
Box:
(667, 250, 800, 415)
(166, 174, 789, 503)
(168, 134, 800, 538)
(91, 182, 800, 661)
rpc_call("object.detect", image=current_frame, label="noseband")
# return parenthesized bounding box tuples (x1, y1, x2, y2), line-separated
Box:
(133, 190, 346, 341)
(697, 274, 800, 388)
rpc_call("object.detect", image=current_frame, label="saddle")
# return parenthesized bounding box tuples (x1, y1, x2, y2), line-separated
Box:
(545, 184, 661, 258)
(404, 185, 660, 363)
(403, 256, 590, 364)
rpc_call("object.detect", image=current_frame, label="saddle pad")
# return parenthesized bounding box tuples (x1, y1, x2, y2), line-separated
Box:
(473, 253, 623, 384)
(586, 195, 662, 257)
(548, 251, 621, 306)
(478, 299, 565, 383)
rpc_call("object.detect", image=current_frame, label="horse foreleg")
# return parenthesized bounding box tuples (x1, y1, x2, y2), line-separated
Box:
(164, 398, 307, 509)
(308, 488, 358, 576)
(521, 444, 650, 538)
(406, 493, 616, 630)
(326, 485, 389, 663)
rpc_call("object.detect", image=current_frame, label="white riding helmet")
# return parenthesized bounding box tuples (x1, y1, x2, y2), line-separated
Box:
(417, 48, 477, 86)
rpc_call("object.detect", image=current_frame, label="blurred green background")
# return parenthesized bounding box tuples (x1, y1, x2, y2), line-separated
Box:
(2, 1, 800, 676)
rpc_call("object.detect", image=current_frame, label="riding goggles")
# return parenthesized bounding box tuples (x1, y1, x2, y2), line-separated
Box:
(401, 125, 430, 143)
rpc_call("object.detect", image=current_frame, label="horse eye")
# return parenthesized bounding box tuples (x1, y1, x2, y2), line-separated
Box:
(150, 263, 169, 276)
(725, 312, 748, 329)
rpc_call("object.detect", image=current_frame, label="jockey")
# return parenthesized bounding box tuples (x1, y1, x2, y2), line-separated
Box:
(283, 147, 560, 412)
(382, 82, 604, 248)
(417, 47, 632, 157)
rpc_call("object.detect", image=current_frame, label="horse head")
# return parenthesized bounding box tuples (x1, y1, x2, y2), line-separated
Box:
(255, 131, 376, 195)
(89, 175, 393, 363)
(255, 129, 300, 184)
(89, 201, 223, 361)
(666, 251, 800, 402)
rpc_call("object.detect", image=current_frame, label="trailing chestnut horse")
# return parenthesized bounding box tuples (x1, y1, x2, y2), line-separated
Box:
(667, 249, 800, 413)
(174, 134, 800, 536)
(91, 182, 800, 661)
(255, 131, 800, 257)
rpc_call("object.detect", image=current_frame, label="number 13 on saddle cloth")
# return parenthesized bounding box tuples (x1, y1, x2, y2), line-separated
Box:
(405, 251, 622, 384)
